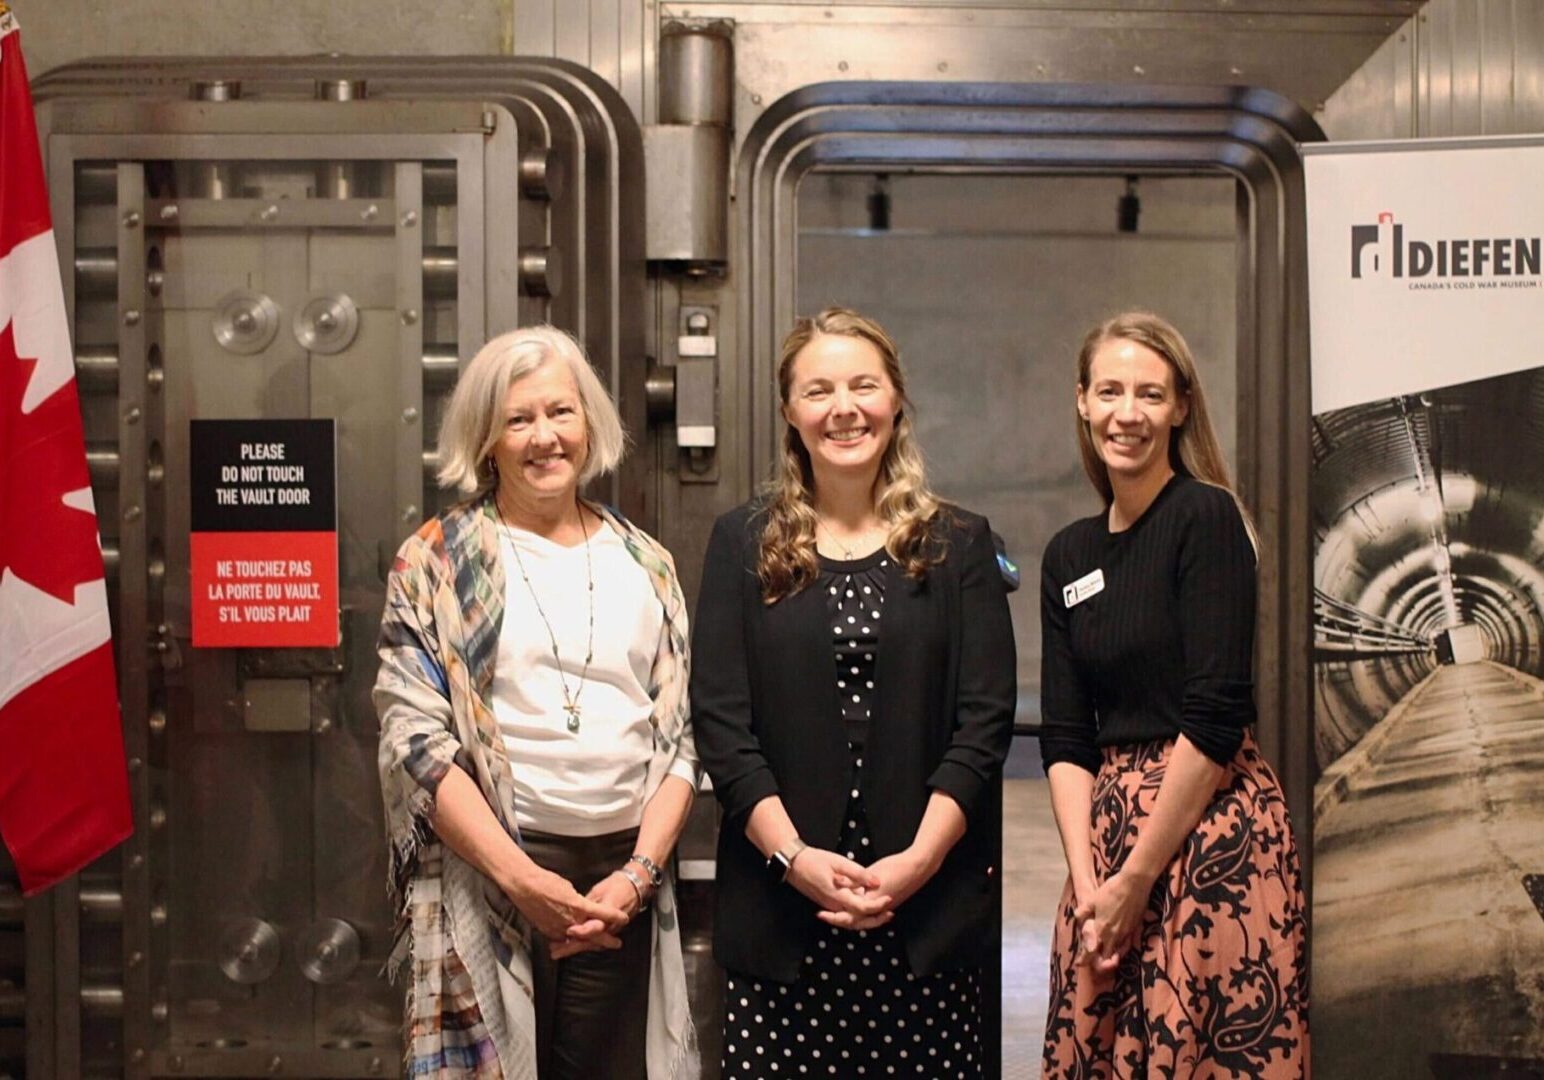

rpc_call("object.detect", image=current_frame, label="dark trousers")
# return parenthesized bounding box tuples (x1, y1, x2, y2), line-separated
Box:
(522, 827, 650, 1080)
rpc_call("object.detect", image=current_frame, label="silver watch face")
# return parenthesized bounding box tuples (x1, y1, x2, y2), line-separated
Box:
(632, 855, 663, 886)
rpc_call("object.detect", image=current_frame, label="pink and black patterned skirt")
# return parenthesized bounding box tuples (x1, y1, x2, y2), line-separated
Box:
(1042, 734, 1309, 1078)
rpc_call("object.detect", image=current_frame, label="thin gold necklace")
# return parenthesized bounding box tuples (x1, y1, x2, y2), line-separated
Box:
(817, 517, 885, 559)
(496, 497, 594, 733)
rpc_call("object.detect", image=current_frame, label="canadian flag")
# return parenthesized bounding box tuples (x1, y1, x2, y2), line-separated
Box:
(0, 7, 132, 894)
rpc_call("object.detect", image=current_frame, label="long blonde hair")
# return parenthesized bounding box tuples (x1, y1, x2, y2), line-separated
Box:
(1076, 311, 1256, 543)
(757, 307, 946, 603)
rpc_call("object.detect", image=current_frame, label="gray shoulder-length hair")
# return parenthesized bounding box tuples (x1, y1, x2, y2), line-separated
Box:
(436, 325, 627, 495)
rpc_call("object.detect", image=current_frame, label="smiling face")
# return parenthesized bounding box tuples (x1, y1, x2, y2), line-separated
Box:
(491, 358, 588, 510)
(1078, 336, 1189, 486)
(782, 332, 899, 487)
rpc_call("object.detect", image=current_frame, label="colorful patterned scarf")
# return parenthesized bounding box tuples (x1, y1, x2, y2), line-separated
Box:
(375, 495, 699, 1078)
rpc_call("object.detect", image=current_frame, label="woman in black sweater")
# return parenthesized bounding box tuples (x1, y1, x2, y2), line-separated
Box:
(1040, 312, 1308, 1077)
(692, 307, 1016, 1080)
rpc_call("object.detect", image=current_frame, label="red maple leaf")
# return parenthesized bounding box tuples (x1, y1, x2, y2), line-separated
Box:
(0, 322, 105, 604)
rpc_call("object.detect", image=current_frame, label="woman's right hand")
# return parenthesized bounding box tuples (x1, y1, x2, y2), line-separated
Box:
(504, 863, 629, 949)
(785, 847, 893, 927)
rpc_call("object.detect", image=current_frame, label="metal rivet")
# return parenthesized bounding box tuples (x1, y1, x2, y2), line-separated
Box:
(361, 204, 379, 222)
(401, 309, 419, 325)
(124, 505, 143, 522)
(132, 1048, 147, 1063)
(128, 950, 144, 967)
(315, 717, 333, 735)
(401, 209, 418, 228)
(124, 309, 142, 326)
(1133, 64, 1146, 76)
(269, 1056, 283, 1074)
(128, 757, 143, 773)
(129, 853, 145, 870)
(401, 504, 419, 522)
(151, 903, 168, 927)
(125, 405, 142, 424)
(838, 60, 848, 72)
(149, 708, 167, 735)
(149, 806, 167, 829)
(402, 407, 419, 423)
(123, 211, 141, 228)
(369, 1058, 382, 1075)
(260, 204, 280, 222)
(751, 93, 762, 105)
(937, 61, 948, 72)
(160, 204, 179, 221)
(152, 1001, 169, 1022)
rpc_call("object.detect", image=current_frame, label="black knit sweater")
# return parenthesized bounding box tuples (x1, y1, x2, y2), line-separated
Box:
(1038, 474, 1257, 773)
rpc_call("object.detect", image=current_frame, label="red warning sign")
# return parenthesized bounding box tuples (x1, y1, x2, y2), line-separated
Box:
(189, 420, 338, 647)
(190, 531, 338, 647)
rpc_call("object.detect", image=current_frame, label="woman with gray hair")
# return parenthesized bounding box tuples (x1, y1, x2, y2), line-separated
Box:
(375, 325, 700, 1079)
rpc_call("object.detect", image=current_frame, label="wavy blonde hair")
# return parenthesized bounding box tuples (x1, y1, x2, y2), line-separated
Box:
(1076, 311, 1256, 545)
(758, 307, 947, 603)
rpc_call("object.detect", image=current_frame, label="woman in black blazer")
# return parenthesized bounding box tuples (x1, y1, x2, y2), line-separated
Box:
(692, 307, 1017, 1080)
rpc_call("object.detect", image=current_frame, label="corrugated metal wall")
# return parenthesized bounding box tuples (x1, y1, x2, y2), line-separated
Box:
(512, 0, 657, 123)
(1322, 0, 1544, 139)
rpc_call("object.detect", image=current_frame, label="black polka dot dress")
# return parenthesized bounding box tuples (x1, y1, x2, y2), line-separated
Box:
(722, 550, 985, 1080)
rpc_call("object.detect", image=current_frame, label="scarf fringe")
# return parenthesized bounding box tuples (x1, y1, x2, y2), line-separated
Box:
(384, 788, 438, 980)
(663, 1014, 701, 1080)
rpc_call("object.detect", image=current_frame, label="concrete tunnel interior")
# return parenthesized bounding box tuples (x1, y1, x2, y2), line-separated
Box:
(1312, 364, 1544, 1075)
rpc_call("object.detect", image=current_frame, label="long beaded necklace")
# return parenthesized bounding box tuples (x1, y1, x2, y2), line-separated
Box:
(496, 497, 594, 733)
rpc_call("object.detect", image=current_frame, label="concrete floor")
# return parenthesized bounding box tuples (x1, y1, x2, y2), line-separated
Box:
(1001, 777, 1064, 1080)
(1314, 660, 1544, 1077)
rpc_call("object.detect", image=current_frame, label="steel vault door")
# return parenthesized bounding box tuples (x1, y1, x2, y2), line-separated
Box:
(27, 61, 646, 1080)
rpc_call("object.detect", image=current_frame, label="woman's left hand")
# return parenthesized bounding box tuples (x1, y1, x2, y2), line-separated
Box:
(549, 872, 645, 960)
(817, 847, 934, 930)
(1074, 868, 1155, 974)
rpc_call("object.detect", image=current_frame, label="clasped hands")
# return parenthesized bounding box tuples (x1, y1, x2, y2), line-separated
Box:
(506, 862, 651, 961)
(786, 845, 936, 931)
(1072, 866, 1157, 975)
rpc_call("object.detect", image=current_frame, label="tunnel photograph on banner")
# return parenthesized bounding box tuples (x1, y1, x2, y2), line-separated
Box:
(1306, 138, 1544, 1078)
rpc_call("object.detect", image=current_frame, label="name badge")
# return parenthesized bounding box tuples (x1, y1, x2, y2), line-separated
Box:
(1063, 568, 1105, 608)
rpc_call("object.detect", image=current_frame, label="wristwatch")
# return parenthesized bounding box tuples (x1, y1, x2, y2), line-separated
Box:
(628, 853, 664, 889)
(765, 837, 808, 885)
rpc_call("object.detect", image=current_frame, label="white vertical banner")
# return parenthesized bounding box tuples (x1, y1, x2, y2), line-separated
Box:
(1306, 137, 1544, 1078)
(1306, 138, 1544, 413)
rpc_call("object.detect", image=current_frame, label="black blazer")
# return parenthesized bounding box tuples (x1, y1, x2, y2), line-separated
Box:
(691, 501, 1017, 981)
